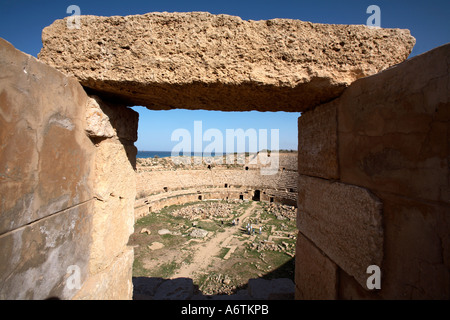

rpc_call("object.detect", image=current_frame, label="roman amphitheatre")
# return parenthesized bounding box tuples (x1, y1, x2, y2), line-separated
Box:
(0, 11, 448, 300)
(131, 152, 298, 299)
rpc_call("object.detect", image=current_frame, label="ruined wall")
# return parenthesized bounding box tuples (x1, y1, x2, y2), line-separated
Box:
(73, 96, 138, 299)
(296, 44, 450, 299)
(0, 38, 94, 299)
(134, 154, 298, 220)
(0, 39, 137, 300)
(2, 10, 446, 300)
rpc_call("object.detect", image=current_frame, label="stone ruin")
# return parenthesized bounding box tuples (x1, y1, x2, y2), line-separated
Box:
(0, 12, 448, 300)
(133, 153, 299, 220)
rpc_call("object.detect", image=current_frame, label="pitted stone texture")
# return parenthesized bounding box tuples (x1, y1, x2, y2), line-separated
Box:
(0, 38, 136, 300)
(39, 12, 415, 112)
(297, 175, 383, 289)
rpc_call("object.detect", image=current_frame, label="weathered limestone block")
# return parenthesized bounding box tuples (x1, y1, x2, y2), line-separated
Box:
(38, 12, 415, 112)
(0, 202, 92, 300)
(86, 96, 139, 142)
(337, 43, 450, 203)
(380, 193, 450, 299)
(73, 247, 134, 300)
(85, 97, 116, 138)
(297, 175, 383, 288)
(0, 38, 95, 235)
(0, 38, 95, 299)
(90, 139, 136, 273)
(295, 233, 338, 300)
(298, 102, 338, 179)
(1, 38, 137, 300)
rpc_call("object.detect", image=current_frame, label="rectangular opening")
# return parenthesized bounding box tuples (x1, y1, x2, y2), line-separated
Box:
(253, 189, 261, 201)
(131, 107, 299, 299)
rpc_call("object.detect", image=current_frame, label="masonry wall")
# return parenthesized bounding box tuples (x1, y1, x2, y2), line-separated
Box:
(0, 39, 136, 300)
(134, 159, 298, 221)
(295, 44, 450, 299)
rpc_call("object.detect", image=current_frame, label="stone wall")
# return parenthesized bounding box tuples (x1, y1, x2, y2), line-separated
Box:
(73, 96, 138, 299)
(296, 44, 450, 299)
(0, 39, 137, 300)
(1, 10, 447, 300)
(134, 154, 298, 220)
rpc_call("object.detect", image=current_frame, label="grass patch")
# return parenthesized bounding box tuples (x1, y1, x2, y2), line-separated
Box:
(152, 260, 180, 278)
(197, 220, 222, 232)
(130, 200, 297, 295)
(132, 255, 148, 277)
(216, 247, 230, 259)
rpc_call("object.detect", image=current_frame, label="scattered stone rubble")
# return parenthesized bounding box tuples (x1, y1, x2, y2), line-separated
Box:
(249, 240, 296, 256)
(189, 228, 209, 239)
(263, 203, 296, 221)
(169, 201, 242, 220)
(136, 155, 245, 172)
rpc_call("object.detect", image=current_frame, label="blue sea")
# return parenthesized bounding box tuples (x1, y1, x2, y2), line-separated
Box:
(137, 151, 220, 158)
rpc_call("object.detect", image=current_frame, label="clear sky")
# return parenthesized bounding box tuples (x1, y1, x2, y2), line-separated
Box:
(1, 0, 449, 151)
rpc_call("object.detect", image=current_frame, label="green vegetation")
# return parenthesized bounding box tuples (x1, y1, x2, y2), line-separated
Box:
(129, 200, 297, 295)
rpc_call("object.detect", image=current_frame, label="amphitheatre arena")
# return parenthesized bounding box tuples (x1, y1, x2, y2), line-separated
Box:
(131, 153, 298, 299)
(0, 11, 449, 301)
(134, 153, 298, 219)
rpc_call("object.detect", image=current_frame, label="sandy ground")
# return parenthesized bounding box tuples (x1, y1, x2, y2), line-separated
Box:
(171, 202, 257, 278)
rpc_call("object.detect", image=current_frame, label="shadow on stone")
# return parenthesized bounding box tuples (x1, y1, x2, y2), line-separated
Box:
(133, 258, 295, 300)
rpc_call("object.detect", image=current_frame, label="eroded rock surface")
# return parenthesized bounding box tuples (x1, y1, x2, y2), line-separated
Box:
(39, 12, 415, 111)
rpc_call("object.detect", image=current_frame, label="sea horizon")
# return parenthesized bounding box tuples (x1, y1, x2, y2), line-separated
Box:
(137, 150, 297, 159)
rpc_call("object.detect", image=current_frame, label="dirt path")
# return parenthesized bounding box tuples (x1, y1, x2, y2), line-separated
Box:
(171, 201, 257, 279)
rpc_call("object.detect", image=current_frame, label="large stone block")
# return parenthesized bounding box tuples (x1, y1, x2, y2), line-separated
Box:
(0, 38, 95, 235)
(297, 175, 383, 288)
(86, 96, 139, 142)
(337, 43, 450, 203)
(90, 139, 136, 273)
(73, 246, 134, 300)
(298, 102, 338, 179)
(38, 12, 414, 112)
(0, 38, 96, 300)
(380, 193, 450, 299)
(0, 201, 93, 300)
(295, 232, 338, 299)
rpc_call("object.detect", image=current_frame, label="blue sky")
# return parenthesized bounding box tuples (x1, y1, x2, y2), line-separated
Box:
(1, 0, 449, 151)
